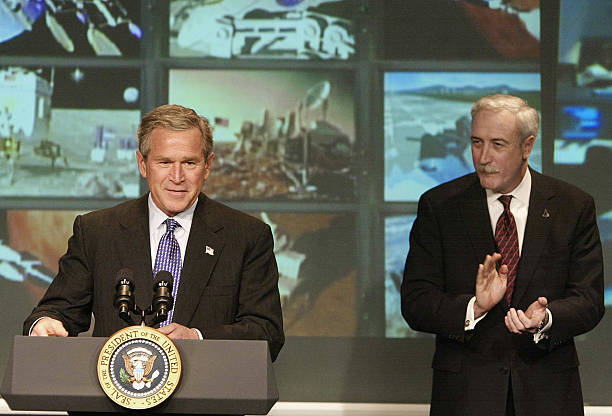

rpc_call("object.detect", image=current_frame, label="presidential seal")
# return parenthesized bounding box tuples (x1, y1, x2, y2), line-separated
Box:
(97, 326, 182, 409)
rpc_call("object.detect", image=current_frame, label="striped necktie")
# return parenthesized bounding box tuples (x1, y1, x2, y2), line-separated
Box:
(153, 218, 181, 326)
(495, 195, 519, 305)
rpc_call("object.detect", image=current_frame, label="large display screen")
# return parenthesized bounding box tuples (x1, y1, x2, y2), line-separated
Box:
(252, 211, 358, 336)
(0, 0, 141, 56)
(169, 0, 356, 60)
(555, 0, 612, 306)
(385, 214, 422, 338)
(0, 66, 141, 200)
(380, 0, 540, 61)
(169, 68, 356, 201)
(384, 71, 541, 202)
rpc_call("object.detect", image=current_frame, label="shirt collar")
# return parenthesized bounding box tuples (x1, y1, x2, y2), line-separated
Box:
(147, 193, 198, 230)
(485, 167, 531, 207)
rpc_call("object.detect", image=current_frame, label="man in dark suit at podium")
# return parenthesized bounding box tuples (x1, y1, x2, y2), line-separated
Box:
(23, 104, 284, 361)
(402, 94, 604, 415)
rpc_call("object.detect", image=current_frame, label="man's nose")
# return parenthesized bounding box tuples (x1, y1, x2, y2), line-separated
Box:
(169, 163, 184, 182)
(477, 143, 492, 164)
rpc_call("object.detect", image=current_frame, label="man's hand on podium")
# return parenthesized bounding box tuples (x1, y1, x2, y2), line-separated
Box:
(31, 317, 69, 337)
(157, 323, 200, 339)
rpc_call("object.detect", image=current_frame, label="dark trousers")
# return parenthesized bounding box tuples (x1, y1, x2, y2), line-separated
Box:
(506, 375, 515, 416)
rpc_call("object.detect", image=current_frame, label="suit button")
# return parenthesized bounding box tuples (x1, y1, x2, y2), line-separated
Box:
(499, 367, 509, 375)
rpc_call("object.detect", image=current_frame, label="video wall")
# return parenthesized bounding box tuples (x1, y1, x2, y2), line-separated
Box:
(554, 0, 612, 309)
(1, 0, 611, 405)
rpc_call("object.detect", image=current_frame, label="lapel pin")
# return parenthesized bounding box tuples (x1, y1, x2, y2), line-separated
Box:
(542, 208, 550, 219)
(205, 246, 214, 256)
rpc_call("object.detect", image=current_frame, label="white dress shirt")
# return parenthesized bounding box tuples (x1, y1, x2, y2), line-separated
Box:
(147, 194, 203, 339)
(147, 194, 197, 269)
(464, 169, 551, 341)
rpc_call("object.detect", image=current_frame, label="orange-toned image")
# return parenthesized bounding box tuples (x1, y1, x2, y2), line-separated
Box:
(2, 210, 83, 308)
(0, 210, 85, 377)
(251, 212, 357, 337)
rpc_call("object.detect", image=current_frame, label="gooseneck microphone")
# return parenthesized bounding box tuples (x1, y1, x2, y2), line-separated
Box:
(152, 270, 174, 324)
(114, 268, 135, 324)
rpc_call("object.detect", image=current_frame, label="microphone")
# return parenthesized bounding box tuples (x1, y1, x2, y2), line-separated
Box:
(114, 268, 135, 324)
(152, 270, 174, 324)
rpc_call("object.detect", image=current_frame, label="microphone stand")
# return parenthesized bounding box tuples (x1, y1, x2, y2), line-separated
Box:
(121, 305, 154, 327)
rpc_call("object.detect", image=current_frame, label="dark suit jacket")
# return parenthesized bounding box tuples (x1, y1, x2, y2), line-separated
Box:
(24, 193, 284, 361)
(401, 169, 604, 416)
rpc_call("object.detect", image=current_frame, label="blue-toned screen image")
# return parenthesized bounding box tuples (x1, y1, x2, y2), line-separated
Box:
(555, 104, 612, 165)
(385, 215, 427, 338)
(384, 71, 541, 202)
(0, 0, 141, 56)
(598, 211, 612, 306)
(561, 106, 602, 141)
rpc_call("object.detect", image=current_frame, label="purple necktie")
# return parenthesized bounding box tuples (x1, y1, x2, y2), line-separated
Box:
(153, 218, 181, 326)
(495, 195, 519, 305)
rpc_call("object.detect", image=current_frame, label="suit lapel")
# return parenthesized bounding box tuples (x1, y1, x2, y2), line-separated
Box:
(116, 195, 154, 310)
(460, 179, 497, 266)
(172, 195, 225, 324)
(512, 170, 554, 307)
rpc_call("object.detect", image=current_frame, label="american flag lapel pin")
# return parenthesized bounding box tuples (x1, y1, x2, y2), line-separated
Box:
(205, 245, 214, 256)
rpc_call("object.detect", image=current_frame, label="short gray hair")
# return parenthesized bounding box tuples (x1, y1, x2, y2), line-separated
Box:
(471, 94, 539, 140)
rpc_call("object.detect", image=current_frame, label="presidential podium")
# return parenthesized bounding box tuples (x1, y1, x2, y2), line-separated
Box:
(1, 336, 278, 414)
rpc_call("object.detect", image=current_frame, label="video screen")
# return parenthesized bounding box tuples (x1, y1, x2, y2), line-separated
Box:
(380, 0, 539, 61)
(555, 0, 612, 304)
(0, 66, 141, 200)
(384, 71, 542, 202)
(169, 0, 355, 60)
(169, 69, 356, 201)
(250, 211, 357, 337)
(0, 0, 141, 56)
(385, 214, 428, 338)
(0, 209, 85, 381)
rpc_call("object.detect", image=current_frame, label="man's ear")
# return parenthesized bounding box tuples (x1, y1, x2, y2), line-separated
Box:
(203, 152, 215, 180)
(522, 135, 535, 160)
(136, 150, 147, 178)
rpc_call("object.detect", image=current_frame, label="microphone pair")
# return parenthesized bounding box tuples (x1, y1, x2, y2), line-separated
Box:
(114, 268, 174, 325)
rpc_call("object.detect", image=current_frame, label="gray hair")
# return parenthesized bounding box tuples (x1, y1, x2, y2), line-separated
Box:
(471, 94, 540, 140)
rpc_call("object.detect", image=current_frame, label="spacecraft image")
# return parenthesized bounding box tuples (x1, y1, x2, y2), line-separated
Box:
(169, 0, 355, 60)
(0, 0, 141, 56)
(0, 66, 141, 198)
(170, 69, 357, 201)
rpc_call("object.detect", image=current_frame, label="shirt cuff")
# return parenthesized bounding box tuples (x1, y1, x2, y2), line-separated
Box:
(28, 317, 47, 335)
(465, 296, 487, 331)
(193, 328, 204, 340)
(534, 308, 552, 344)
